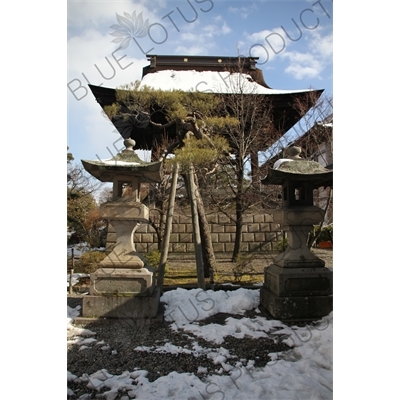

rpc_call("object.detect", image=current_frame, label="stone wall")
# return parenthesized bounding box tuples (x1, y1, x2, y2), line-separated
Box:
(106, 211, 282, 255)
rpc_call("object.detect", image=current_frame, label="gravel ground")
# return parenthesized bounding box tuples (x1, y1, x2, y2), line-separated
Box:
(67, 250, 332, 399)
(67, 301, 292, 399)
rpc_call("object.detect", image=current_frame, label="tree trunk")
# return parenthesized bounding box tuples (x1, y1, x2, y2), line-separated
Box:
(232, 159, 244, 261)
(187, 164, 205, 289)
(232, 207, 243, 262)
(194, 174, 216, 287)
(307, 187, 333, 249)
(250, 151, 259, 184)
(157, 164, 179, 291)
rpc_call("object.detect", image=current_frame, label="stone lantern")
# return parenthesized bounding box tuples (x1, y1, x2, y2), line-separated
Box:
(79, 139, 163, 320)
(259, 151, 333, 320)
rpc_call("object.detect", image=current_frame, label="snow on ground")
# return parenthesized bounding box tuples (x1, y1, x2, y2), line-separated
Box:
(67, 273, 89, 288)
(67, 244, 105, 257)
(67, 288, 333, 399)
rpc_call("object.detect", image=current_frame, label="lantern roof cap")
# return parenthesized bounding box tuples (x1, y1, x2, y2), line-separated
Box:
(81, 139, 163, 183)
(261, 160, 333, 187)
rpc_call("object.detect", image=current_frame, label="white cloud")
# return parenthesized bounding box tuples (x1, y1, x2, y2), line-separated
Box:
(170, 15, 232, 55)
(67, 30, 148, 91)
(228, 3, 257, 19)
(284, 52, 322, 80)
(220, 22, 232, 35)
(174, 44, 210, 55)
(310, 30, 333, 59)
(68, 1, 156, 31)
(180, 32, 198, 42)
(244, 28, 290, 64)
(281, 28, 332, 80)
(243, 23, 332, 80)
(202, 22, 232, 37)
(228, 6, 244, 16)
(67, 27, 149, 162)
(68, 94, 128, 162)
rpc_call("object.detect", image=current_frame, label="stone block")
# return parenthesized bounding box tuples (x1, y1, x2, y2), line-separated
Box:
(172, 224, 186, 233)
(213, 243, 225, 252)
(141, 233, 154, 243)
(248, 223, 260, 233)
(136, 224, 149, 233)
(266, 233, 277, 242)
(240, 243, 249, 252)
(106, 242, 116, 254)
(254, 232, 266, 242)
(242, 215, 253, 223)
(273, 243, 325, 268)
(107, 224, 116, 233)
(260, 242, 272, 252)
(82, 287, 160, 319)
(169, 233, 179, 243)
(179, 233, 192, 243)
(148, 213, 160, 225)
(259, 223, 271, 232)
(271, 223, 281, 232)
(107, 232, 117, 242)
(264, 214, 274, 222)
(101, 201, 149, 221)
(263, 264, 333, 297)
(179, 215, 191, 224)
(273, 207, 324, 226)
(186, 243, 194, 252)
(146, 243, 158, 253)
(259, 286, 332, 321)
(218, 233, 231, 243)
(225, 225, 236, 233)
(212, 225, 224, 233)
(253, 214, 265, 223)
(249, 242, 260, 252)
(225, 243, 235, 252)
(90, 267, 155, 296)
(135, 243, 147, 253)
(218, 214, 231, 224)
(242, 233, 255, 242)
(99, 251, 145, 269)
(207, 214, 218, 224)
(172, 243, 186, 252)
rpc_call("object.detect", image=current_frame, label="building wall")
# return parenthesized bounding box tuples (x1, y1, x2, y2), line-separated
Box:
(105, 210, 283, 255)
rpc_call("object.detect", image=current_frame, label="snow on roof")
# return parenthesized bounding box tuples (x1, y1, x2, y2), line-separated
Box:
(139, 70, 312, 95)
(98, 159, 141, 166)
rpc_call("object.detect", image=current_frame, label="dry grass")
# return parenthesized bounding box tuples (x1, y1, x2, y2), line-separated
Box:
(161, 249, 333, 287)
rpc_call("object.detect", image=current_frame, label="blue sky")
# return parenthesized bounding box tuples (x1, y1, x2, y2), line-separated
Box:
(67, 0, 333, 164)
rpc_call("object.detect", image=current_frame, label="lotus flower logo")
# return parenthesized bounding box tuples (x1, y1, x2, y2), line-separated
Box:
(109, 11, 150, 50)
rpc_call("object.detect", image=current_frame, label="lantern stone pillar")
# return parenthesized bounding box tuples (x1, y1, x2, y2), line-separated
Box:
(77, 139, 163, 320)
(260, 156, 333, 321)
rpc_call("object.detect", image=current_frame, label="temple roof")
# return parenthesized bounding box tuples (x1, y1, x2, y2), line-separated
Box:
(142, 54, 271, 87)
(88, 55, 323, 151)
(138, 69, 311, 95)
